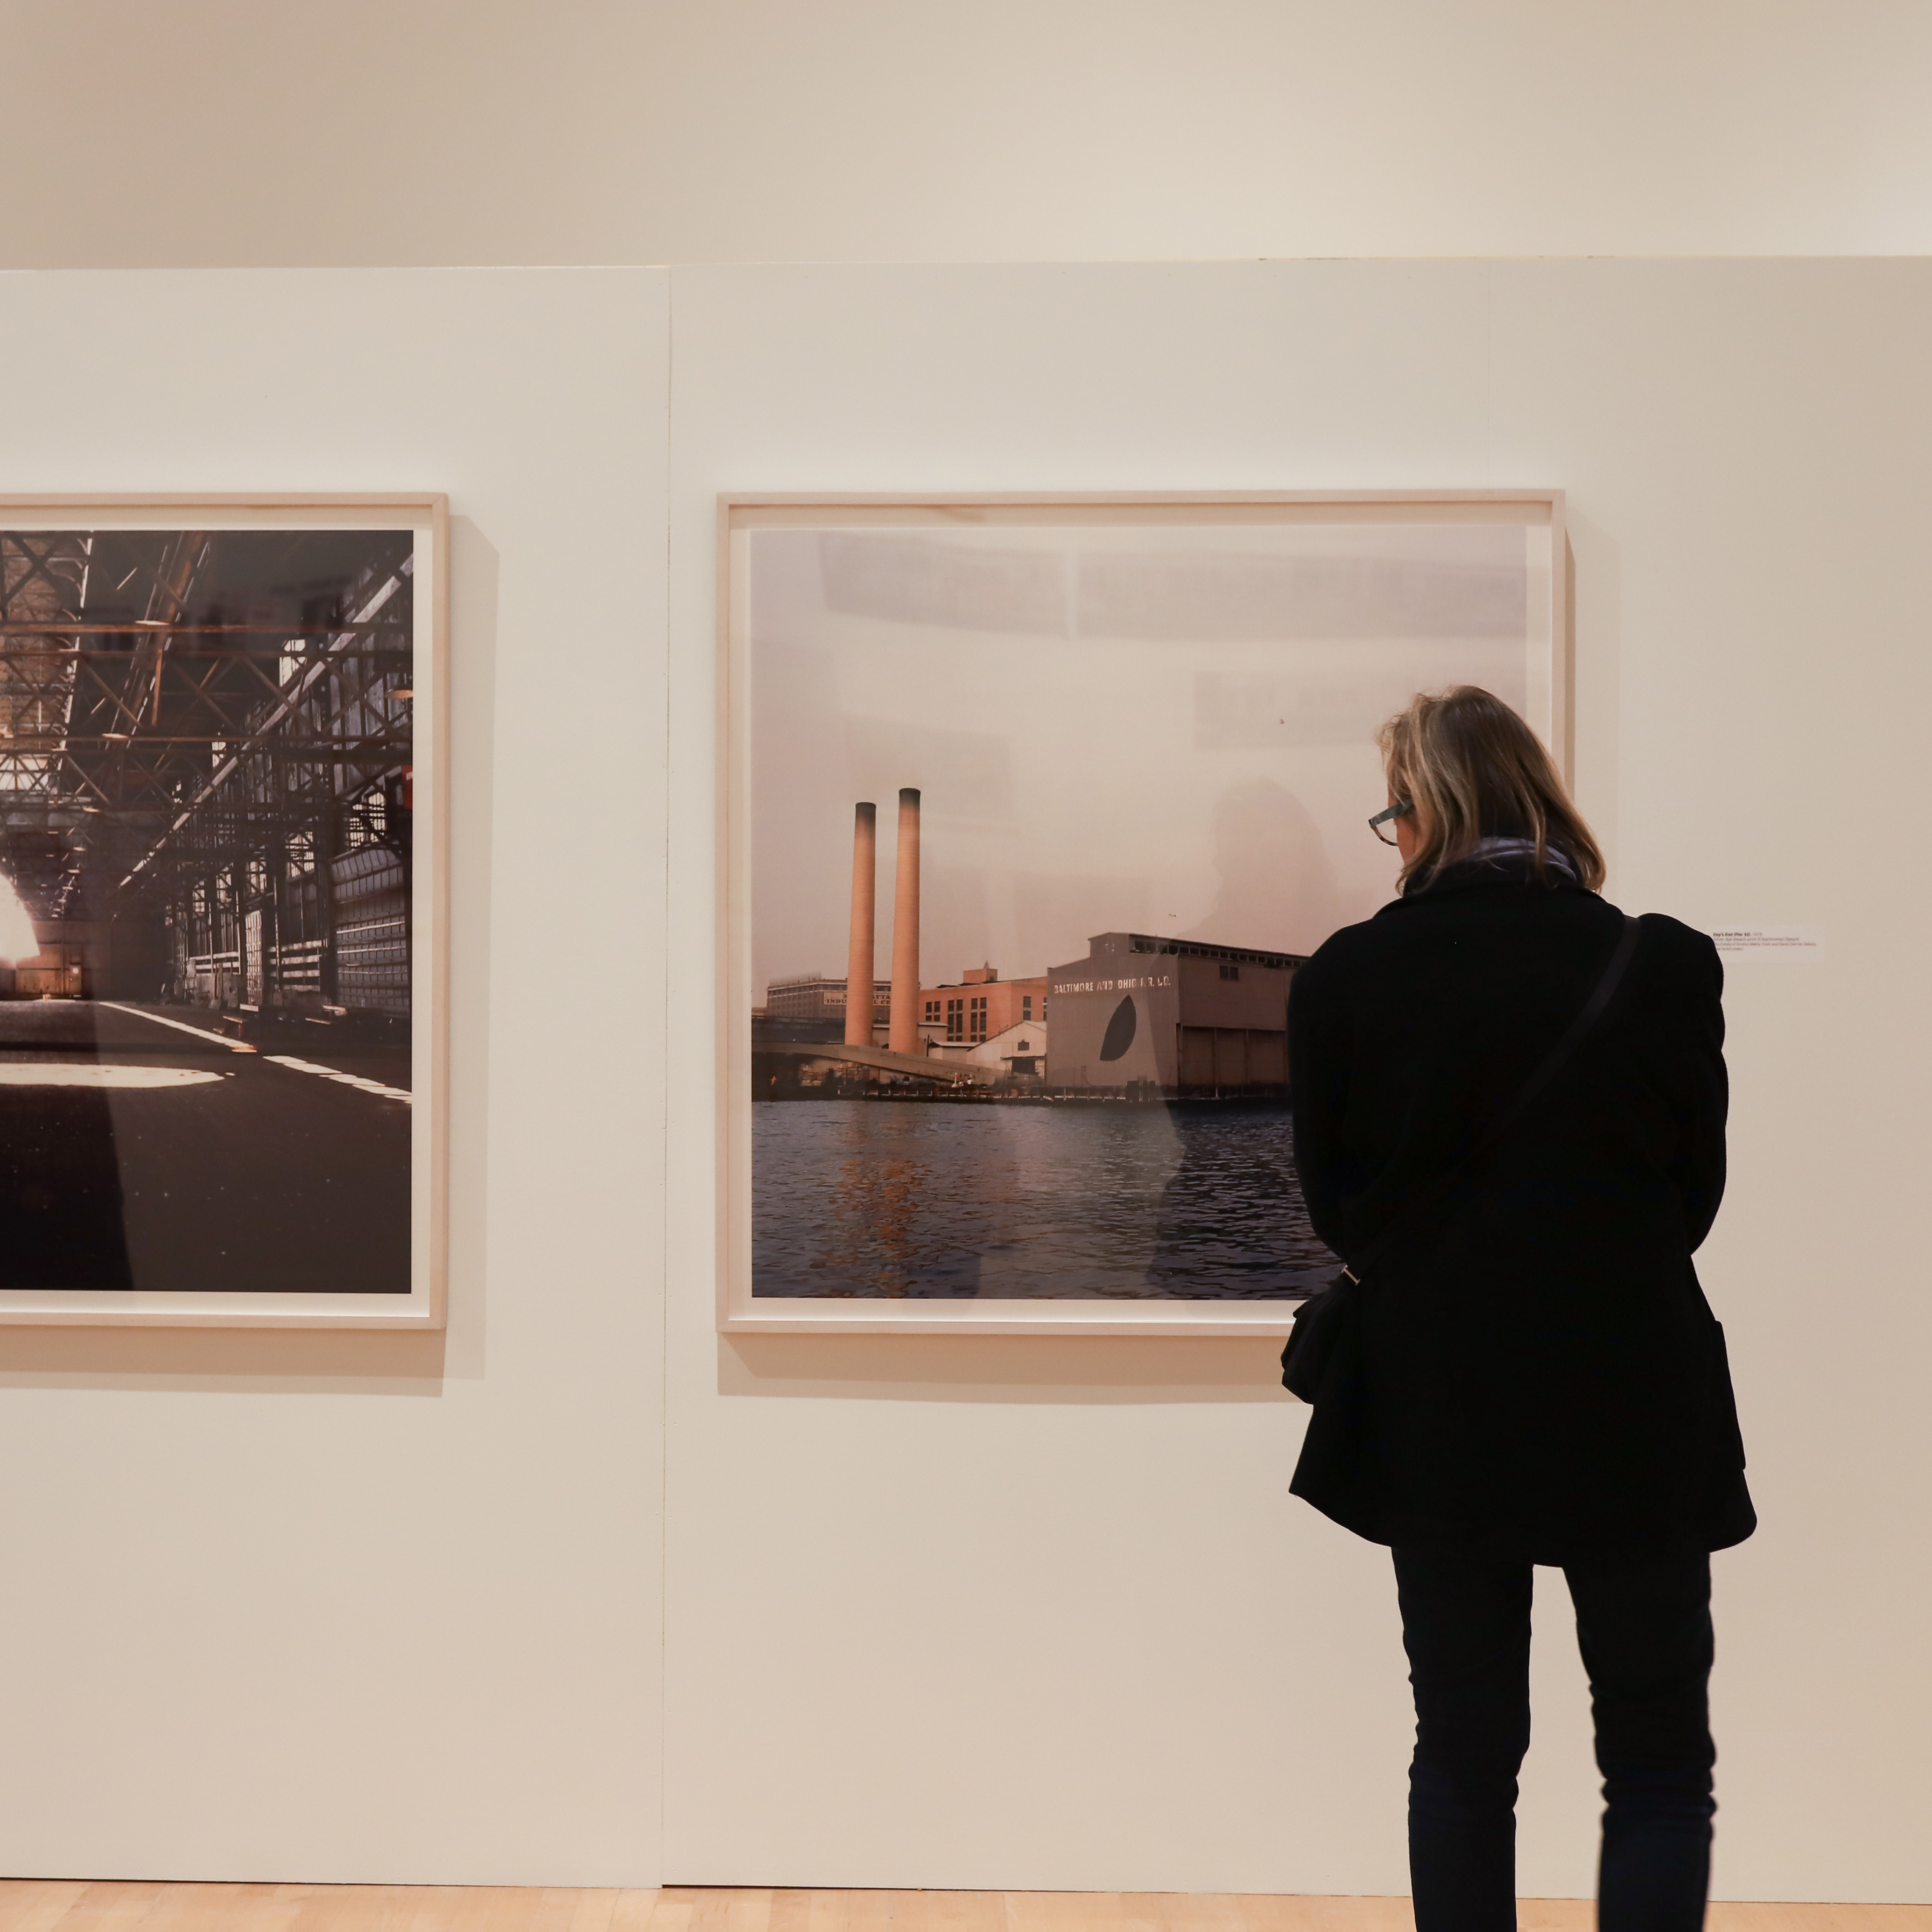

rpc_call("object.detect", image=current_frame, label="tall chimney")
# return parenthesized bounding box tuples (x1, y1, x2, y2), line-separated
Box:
(844, 802, 877, 1047)
(888, 787, 921, 1054)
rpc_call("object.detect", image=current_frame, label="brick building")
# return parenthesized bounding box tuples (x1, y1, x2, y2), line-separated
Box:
(916, 964, 1047, 1046)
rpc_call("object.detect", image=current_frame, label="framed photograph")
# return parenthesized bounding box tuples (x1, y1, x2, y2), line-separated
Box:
(0, 495, 445, 1328)
(720, 492, 1565, 1335)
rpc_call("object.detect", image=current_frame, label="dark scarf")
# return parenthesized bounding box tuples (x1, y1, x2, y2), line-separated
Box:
(1411, 835, 1580, 894)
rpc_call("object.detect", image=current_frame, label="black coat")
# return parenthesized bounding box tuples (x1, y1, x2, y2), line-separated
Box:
(1285, 866, 1756, 1565)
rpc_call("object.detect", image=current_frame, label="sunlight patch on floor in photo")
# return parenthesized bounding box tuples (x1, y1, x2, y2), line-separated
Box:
(0, 1065, 230, 1088)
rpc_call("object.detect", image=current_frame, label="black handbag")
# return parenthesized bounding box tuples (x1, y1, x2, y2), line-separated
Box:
(1280, 916, 1642, 1402)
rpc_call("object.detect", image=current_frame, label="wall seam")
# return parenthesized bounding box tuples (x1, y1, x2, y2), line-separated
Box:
(1484, 260, 1495, 482)
(657, 261, 676, 1889)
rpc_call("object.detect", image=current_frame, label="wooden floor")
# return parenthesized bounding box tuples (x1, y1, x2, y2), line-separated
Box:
(0, 1887, 1924, 1932)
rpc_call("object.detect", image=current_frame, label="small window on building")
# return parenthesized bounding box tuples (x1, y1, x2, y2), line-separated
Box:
(1220, 963, 1240, 981)
(946, 997, 963, 1041)
(1022, 996, 1033, 1018)
(925, 1000, 940, 1021)
(970, 995, 988, 1041)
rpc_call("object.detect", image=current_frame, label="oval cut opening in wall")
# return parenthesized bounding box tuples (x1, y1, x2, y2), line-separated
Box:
(1098, 995, 1138, 1062)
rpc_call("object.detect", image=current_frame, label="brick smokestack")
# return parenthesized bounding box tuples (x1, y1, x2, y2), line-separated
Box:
(843, 802, 877, 1047)
(888, 787, 921, 1054)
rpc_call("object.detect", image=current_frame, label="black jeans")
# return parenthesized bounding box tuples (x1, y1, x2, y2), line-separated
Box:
(1392, 1544, 1717, 1932)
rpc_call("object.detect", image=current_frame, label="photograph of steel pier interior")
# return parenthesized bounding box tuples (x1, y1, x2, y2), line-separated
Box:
(0, 506, 440, 1323)
(0, 5, 1927, 1929)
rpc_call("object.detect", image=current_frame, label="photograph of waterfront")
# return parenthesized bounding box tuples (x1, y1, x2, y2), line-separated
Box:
(724, 495, 1564, 1328)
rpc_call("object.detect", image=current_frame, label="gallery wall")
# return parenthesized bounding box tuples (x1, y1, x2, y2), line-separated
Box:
(3, 0, 1930, 268)
(0, 258, 1925, 1904)
(0, 267, 670, 1885)
(663, 260, 1932, 1904)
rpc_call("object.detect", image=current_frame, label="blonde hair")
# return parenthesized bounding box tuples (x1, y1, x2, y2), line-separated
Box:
(1379, 686, 1604, 894)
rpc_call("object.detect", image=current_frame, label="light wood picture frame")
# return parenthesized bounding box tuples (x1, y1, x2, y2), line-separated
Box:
(720, 492, 1567, 1336)
(0, 494, 447, 1328)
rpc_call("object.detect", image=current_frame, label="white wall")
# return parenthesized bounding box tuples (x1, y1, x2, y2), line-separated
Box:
(3, 2, 1931, 268)
(662, 260, 1932, 1904)
(0, 267, 670, 1885)
(0, 257, 1925, 1905)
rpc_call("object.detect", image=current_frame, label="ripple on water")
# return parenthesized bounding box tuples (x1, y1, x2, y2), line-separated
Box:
(752, 1101, 1337, 1300)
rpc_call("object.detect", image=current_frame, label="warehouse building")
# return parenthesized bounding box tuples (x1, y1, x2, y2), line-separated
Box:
(1045, 932, 1309, 1096)
(926, 1017, 1048, 1077)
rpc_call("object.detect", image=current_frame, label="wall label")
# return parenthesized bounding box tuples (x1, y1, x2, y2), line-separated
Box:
(1707, 926, 1822, 957)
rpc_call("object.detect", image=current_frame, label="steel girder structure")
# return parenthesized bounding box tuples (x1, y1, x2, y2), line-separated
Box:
(0, 527, 414, 998)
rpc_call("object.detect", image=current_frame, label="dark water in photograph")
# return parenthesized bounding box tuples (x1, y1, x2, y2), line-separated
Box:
(752, 1101, 1338, 1300)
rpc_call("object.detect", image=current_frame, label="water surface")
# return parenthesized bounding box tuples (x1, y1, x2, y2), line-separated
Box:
(753, 1101, 1337, 1300)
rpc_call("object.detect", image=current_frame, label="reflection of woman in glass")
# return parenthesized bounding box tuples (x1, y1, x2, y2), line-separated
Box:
(1286, 686, 1752, 1932)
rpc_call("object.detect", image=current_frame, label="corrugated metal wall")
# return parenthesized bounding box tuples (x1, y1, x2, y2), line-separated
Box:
(332, 846, 408, 1016)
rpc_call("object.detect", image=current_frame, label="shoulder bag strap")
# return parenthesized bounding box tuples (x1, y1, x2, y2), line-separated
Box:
(1338, 914, 1643, 1285)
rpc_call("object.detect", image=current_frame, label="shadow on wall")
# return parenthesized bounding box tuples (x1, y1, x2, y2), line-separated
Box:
(718, 1334, 1297, 1404)
(1180, 779, 1341, 957)
(0, 1325, 447, 1396)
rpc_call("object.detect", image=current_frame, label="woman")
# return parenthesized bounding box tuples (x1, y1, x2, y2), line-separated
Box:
(1285, 686, 1754, 1932)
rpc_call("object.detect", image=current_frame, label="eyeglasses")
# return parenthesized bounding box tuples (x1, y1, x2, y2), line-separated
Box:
(1369, 801, 1413, 846)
